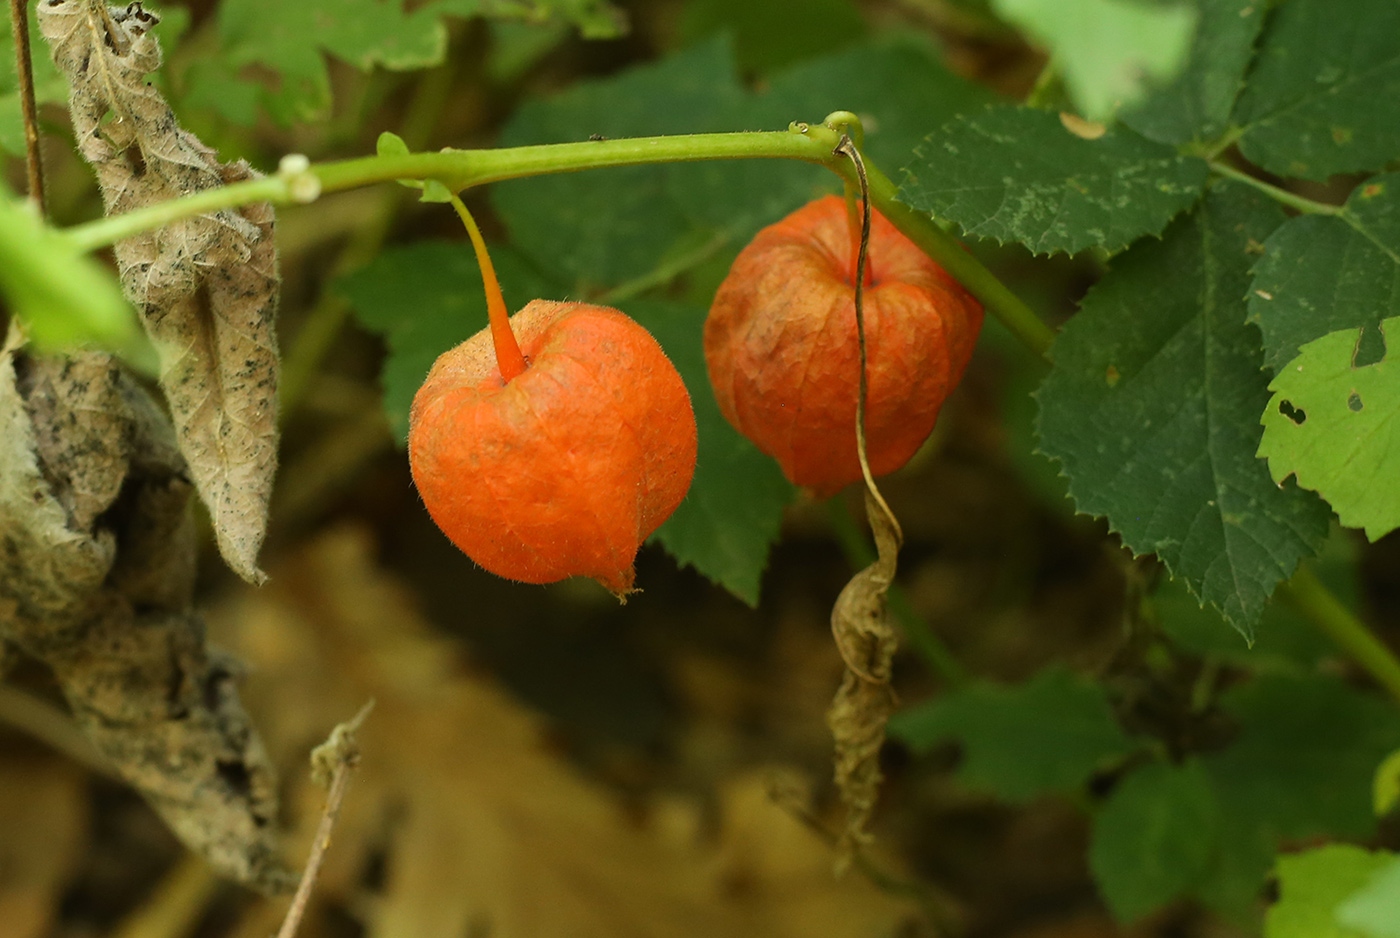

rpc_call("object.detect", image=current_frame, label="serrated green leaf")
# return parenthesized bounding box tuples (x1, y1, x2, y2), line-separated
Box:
(1250, 175, 1400, 374)
(624, 301, 794, 606)
(196, 0, 623, 124)
(1259, 316, 1400, 541)
(1089, 759, 1218, 923)
(1338, 856, 1400, 938)
(679, 0, 866, 73)
(1233, 0, 1400, 181)
(0, 189, 155, 372)
(1152, 522, 1358, 666)
(1267, 846, 1393, 938)
(899, 105, 1208, 255)
(492, 38, 747, 289)
(1036, 183, 1330, 637)
(1120, 0, 1264, 146)
(889, 666, 1136, 802)
(991, 0, 1197, 122)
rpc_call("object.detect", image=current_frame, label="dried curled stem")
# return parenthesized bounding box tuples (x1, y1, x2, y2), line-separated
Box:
(825, 134, 904, 871)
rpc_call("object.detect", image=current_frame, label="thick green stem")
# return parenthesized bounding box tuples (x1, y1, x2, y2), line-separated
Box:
(61, 125, 1056, 363)
(1278, 565, 1400, 705)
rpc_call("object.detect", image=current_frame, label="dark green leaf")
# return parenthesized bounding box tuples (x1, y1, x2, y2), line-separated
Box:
(992, 0, 1197, 122)
(1250, 174, 1400, 374)
(492, 39, 746, 289)
(1206, 674, 1400, 845)
(899, 104, 1208, 255)
(1233, 0, 1400, 181)
(1265, 845, 1391, 938)
(339, 240, 556, 441)
(1259, 317, 1400, 541)
(1120, 0, 1264, 146)
(1089, 759, 1218, 922)
(624, 301, 794, 606)
(678, 0, 866, 73)
(668, 33, 997, 241)
(889, 666, 1136, 802)
(669, 33, 998, 241)
(1036, 183, 1331, 637)
(192, 0, 624, 124)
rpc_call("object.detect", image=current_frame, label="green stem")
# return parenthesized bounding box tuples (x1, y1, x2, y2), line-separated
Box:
(825, 499, 967, 687)
(61, 125, 1057, 362)
(1207, 160, 1343, 216)
(1278, 565, 1400, 705)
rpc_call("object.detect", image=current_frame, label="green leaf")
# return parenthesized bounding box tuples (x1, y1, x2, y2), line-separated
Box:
(1259, 316, 1400, 540)
(668, 33, 997, 241)
(0, 190, 155, 372)
(339, 240, 557, 441)
(1191, 675, 1400, 920)
(1152, 522, 1358, 666)
(1250, 175, 1400, 374)
(492, 38, 747, 289)
(899, 104, 1209, 255)
(1089, 759, 1218, 923)
(196, 0, 624, 124)
(991, 0, 1197, 122)
(1207, 674, 1400, 845)
(678, 0, 866, 73)
(1120, 0, 1265, 146)
(1338, 856, 1400, 938)
(623, 301, 795, 606)
(1233, 0, 1400, 181)
(1036, 183, 1331, 638)
(888, 666, 1136, 802)
(1374, 748, 1400, 817)
(1267, 846, 1394, 938)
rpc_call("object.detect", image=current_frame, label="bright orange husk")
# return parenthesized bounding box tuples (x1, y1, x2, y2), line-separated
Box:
(409, 300, 697, 595)
(704, 195, 983, 496)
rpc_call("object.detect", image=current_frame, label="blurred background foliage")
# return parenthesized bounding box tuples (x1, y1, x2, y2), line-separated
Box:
(3, 1, 1400, 937)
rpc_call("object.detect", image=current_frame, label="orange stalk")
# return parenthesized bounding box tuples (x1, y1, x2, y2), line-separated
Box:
(448, 193, 527, 382)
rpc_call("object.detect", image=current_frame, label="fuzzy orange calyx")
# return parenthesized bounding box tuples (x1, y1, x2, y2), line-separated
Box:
(409, 300, 697, 595)
(704, 195, 983, 497)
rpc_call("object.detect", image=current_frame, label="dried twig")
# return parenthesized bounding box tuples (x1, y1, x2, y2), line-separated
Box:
(274, 701, 375, 938)
(825, 134, 905, 871)
(8, 0, 45, 213)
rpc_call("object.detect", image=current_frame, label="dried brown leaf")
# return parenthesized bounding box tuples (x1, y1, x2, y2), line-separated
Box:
(826, 488, 901, 869)
(37, 0, 280, 584)
(0, 333, 288, 890)
(215, 527, 913, 938)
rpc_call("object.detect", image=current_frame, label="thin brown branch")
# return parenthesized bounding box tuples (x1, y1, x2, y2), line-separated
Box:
(274, 700, 374, 938)
(9, 0, 45, 214)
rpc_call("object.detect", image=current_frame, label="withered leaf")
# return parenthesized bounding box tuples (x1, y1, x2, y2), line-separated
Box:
(38, 0, 280, 584)
(826, 488, 901, 870)
(0, 330, 289, 891)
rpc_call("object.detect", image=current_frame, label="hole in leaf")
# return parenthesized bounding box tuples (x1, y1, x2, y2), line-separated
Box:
(1355, 325, 1387, 367)
(1349, 391, 1364, 412)
(1279, 400, 1306, 425)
